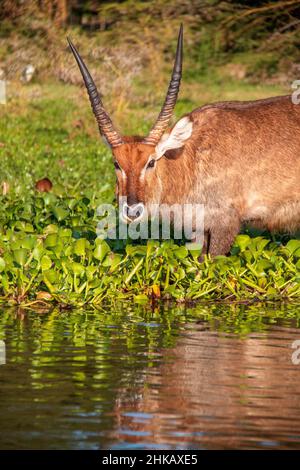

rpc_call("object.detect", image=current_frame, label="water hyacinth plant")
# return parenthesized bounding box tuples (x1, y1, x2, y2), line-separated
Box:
(0, 201, 299, 307)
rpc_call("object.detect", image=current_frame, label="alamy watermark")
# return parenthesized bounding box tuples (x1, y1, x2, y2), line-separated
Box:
(0, 340, 5, 365)
(291, 80, 300, 105)
(96, 201, 205, 248)
(291, 340, 300, 365)
(0, 80, 6, 104)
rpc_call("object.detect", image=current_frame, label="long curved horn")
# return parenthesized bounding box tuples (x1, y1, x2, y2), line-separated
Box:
(67, 38, 123, 148)
(143, 24, 183, 146)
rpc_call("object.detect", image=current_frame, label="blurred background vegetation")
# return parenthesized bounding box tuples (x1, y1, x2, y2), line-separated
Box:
(1, 0, 300, 84)
(1, 1, 300, 114)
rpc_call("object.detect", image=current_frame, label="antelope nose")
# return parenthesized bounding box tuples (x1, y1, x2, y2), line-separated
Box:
(123, 203, 145, 221)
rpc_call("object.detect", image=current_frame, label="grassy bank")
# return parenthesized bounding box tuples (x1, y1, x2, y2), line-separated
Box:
(0, 81, 299, 306)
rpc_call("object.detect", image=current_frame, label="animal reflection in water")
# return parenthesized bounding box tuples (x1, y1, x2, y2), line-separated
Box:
(110, 324, 300, 449)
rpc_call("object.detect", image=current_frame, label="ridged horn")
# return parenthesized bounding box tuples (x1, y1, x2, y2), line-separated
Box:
(67, 38, 123, 148)
(143, 24, 183, 146)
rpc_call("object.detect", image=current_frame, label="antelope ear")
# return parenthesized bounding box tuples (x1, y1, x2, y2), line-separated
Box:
(155, 116, 193, 159)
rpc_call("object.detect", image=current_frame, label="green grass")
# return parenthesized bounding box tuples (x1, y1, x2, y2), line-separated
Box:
(0, 81, 299, 306)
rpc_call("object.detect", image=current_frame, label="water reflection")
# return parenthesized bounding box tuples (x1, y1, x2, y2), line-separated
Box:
(0, 302, 300, 449)
(112, 324, 300, 449)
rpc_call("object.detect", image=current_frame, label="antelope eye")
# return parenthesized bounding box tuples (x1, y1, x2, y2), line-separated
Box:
(147, 159, 156, 169)
(114, 161, 121, 170)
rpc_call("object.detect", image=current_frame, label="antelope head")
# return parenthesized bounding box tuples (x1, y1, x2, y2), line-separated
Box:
(68, 25, 192, 222)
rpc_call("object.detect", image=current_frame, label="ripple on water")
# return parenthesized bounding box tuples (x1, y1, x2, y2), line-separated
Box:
(0, 302, 300, 449)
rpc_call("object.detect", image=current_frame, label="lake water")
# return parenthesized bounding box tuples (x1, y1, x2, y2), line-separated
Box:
(0, 302, 300, 450)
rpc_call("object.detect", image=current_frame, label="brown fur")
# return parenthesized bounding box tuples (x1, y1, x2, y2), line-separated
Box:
(112, 95, 300, 255)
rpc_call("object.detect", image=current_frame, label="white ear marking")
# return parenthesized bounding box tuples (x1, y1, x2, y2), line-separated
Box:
(155, 116, 193, 159)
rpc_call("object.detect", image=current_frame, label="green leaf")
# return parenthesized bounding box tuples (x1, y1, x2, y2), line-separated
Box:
(13, 248, 29, 266)
(52, 206, 69, 222)
(24, 223, 34, 233)
(286, 240, 300, 255)
(93, 240, 110, 261)
(74, 239, 86, 257)
(59, 228, 72, 238)
(234, 235, 251, 251)
(255, 238, 270, 252)
(41, 255, 52, 271)
(44, 233, 58, 248)
(43, 224, 59, 234)
(71, 262, 85, 275)
(43, 193, 57, 206)
(173, 246, 188, 259)
(134, 294, 149, 303)
(86, 265, 98, 280)
(21, 236, 35, 250)
(0, 257, 6, 272)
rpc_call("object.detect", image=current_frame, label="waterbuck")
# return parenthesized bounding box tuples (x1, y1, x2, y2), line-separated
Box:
(68, 26, 300, 256)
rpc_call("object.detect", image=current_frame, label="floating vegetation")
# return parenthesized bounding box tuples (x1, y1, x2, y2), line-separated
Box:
(0, 201, 299, 307)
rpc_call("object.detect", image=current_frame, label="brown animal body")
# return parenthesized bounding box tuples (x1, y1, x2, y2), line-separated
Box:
(68, 27, 300, 255)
